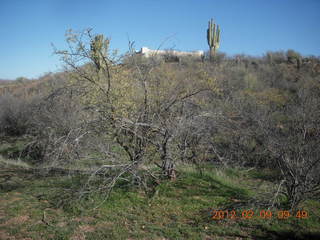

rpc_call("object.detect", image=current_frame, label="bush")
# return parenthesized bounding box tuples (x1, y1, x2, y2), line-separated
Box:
(0, 94, 33, 136)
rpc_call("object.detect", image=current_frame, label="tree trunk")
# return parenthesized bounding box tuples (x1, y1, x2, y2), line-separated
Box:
(160, 136, 176, 180)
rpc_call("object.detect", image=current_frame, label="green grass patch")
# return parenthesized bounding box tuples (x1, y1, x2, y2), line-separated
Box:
(0, 162, 319, 239)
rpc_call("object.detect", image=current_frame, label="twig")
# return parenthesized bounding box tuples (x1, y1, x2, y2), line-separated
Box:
(269, 179, 285, 209)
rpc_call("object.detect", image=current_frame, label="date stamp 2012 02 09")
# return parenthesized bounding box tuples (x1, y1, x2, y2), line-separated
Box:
(210, 209, 309, 220)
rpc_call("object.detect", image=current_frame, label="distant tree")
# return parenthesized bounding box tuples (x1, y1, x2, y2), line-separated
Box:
(15, 77, 28, 83)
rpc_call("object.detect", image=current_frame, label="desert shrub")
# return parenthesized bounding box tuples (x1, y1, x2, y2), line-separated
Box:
(0, 94, 33, 136)
(200, 52, 320, 209)
(286, 49, 302, 69)
(264, 51, 287, 65)
(24, 87, 88, 166)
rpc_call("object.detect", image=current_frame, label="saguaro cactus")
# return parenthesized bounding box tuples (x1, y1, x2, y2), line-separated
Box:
(207, 18, 220, 60)
(90, 34, 109, 70)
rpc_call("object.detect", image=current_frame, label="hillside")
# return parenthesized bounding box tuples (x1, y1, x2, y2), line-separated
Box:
(0, 45, 320, 239)
(0, 73, 68, 98)
(0, 79, 12, 85)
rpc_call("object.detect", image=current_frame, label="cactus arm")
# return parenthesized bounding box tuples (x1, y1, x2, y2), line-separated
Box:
(214, 24, 220, 50)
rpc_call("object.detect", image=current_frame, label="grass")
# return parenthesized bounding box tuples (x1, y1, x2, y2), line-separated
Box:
(0, 159, 319, 240)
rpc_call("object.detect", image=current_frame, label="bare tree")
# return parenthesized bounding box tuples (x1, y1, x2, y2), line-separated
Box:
(51, 29, 218, 202)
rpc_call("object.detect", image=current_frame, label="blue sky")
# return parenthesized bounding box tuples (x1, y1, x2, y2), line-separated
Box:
(0, 0, 319, 79)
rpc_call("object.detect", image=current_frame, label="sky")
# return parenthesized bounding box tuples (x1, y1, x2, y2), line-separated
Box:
(0, 0, 319, 80)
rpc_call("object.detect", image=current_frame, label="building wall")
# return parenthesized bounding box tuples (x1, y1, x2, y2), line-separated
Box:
(139, 47, 204, 59)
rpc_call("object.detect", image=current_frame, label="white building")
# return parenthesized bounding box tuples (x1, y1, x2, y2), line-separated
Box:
(138, 47, 204, 59)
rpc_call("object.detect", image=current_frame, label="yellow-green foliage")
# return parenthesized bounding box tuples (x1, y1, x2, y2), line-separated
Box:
(242, 88, 289, 107)
(244, 72, 259, 90)
(72, 61, 221, 122)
